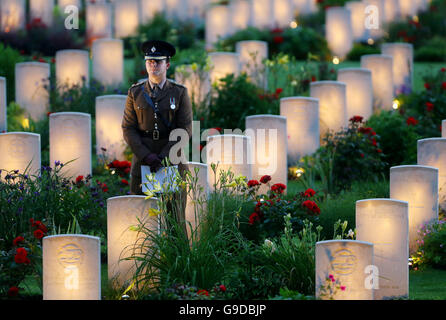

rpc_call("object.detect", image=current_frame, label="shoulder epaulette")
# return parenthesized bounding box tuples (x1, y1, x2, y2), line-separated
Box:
(130, 80, 145, 89)
(168, 78, 185, 88)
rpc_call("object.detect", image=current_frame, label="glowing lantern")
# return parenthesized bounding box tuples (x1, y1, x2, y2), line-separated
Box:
(185, 162, 208, 241)
(114, 0, 139, 38)
(55, 50, 89, 89)
(250, 0, 273, 29)
(0, 77, 6, 132)
(360, 54, 394, 111)
(0, 132, 41, 179)
(280, 97, 319, 164)
(30, 0, 54, 27)
(345, 1, 369, 41)
(245, 115, 288, 194)
(43, 235, 101, 300)
(205, 5, 230, 50)
(337, 68, 373, 121)
(236, 40, 268, 88)
(0, 0, 25, 32)
(310, 81, 347, 140)
(390, 165, 438, 254)
(206, 134, 252, 192)
(15, 62, 50, 121)
(316, 240, 374, 300)
(325, 7, 353, 60)
(417, 138, 446, 210)
(95, 95, 127, 161)
(86, 2, 112, 41)
(356, 199, 409, 300)
(92, 38, 124, 87)
(230, 0, 252, 32)
(208, 52, 240, 86)
(49, 112, 91, 179)
(107, 196, 159, 289)
(140, 0, 164, 23)
(381, 43, 413, 95)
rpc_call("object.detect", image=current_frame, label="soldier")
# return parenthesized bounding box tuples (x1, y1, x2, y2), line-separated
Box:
(122, 40, 192, 228)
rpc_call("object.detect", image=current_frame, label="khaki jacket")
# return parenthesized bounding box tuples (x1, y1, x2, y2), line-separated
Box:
(122, 79, 192, 194)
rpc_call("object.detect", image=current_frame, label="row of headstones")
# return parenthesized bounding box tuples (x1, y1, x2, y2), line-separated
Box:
(0, 0, 210, 37)
(206, 0, 431, 50)
(41, 147, 440, 300)
(326, 0, 430, 59)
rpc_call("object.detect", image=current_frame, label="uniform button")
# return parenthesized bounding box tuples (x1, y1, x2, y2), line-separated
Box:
(145, 131, 149, 133)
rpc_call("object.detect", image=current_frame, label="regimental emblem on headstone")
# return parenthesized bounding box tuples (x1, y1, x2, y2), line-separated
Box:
(57, 243, 84, 268)
(8, 138, 26, 158)
(330, 248, 357, 276)
(61, 119, 77, 141)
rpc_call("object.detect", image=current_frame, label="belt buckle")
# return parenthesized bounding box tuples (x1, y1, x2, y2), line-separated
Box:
(153, 129, 159, 140)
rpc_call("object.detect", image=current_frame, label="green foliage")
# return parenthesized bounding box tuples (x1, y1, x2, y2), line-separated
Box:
(269, 287, 312, 300)
(347, 43, 381, 61)
(415, 37, 446, 62)
(414, 219, 446, 270)
(366, 111, 420, 170)
(0, 44, 24, 105)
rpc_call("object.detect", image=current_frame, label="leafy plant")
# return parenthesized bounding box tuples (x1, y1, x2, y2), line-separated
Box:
(412, 219, 446, 270)
(0, 44, 24, 105)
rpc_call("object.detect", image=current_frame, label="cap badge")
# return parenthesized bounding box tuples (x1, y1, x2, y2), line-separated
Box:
(151, 46, 156, 53)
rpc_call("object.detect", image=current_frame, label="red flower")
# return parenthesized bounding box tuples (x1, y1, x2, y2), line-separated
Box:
(247, 180, 260, 188)
(31, 220, 41, 228)
(270, 27, 283, 34)
(424, 83, 431, 90)
(271, 183, 286, 194)
(38, 223, 48, 233)
(32, 55, 37, 61)
(371, 138, 377, 147)
(349, 115, 363, 123)
(219, 284, 226, 292)
(75, 175, 83, 183)
(360, 153, 365, 158)
(47, 111, 53, 117)
(249, 212, 260, 225)
(442, 82, 446, 90)
(34, 229, 44, 239)
(275, 88, 283, 95)
(102, 183, 109, 192)
(377, 148, 382, 153)
(359, 127, 372, 135)
(304, 188, 316, 197)
(13, 236, 24, 246)
(426, 102, 434, 112)
(311, 76, 316, 82)
(8, 286, 19, 297)
(38, 58, 46, 63)
(124, 167, 131, 174)
(407, 117, 418, 126)
(441, 68, 446, 72)
(14, 248, 30, 264)
(51, 58, 56, 64)
(302, 200, 320, 215)
(197, 289, 209, 296)
(121, 179, 129, 185)
(260, 175, 271, 184)
(273, 36, 284, 44)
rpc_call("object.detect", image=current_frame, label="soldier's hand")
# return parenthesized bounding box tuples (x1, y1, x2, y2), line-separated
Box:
(143, 153, 161, 166)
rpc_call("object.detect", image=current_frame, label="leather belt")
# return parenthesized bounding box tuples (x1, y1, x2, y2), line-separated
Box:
(140, 130, 169, 140)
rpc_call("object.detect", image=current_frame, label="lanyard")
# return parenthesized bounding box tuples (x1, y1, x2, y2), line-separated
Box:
(142, 89, 173, 130)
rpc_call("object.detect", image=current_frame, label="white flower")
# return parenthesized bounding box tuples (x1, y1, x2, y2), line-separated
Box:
(347, 229, 355, 239)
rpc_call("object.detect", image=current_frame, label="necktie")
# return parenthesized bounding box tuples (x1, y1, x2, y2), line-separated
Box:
(151, 85, 160, 98)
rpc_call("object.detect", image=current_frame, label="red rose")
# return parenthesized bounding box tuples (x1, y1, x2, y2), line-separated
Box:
(349, 115, 363, 123)
(377, 148, 382, 153)
(304, 188, 316, 197)
(111, 160, 120, 168)
(441, 68, 446, 72)
(34, 229, 44, 239)
(275, 88, 283, 95)
(219, 284, 226, 292)
(249, 212, 260, 225)
(360, 153, 365, 158)
(38, 223, 48, 233)
(371, 138, 377, 147)
(426, 102, 434, 112)
(31, 220, 41, 228)
(260, 175, 271, 184)
(271, 183, 286, 194)
(197, 289, 209, 296)
(121, 179, 129, 185)
(406, 117, 418, 126)
(124, 167, 131, 174)
(51, 58, 56, 64)
(442, 82, 446, 90)
(38, 58, 46, 63)
(13, 236, 25, 246)
(8, 286, 19, 297)
(75, 175, 83, 183)
(273, 36, 284, 44)
(424, 83, 431, 90)
(247, 180, 260, 188)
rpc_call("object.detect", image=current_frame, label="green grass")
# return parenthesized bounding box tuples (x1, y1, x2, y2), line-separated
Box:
(409, 267, 446, 300)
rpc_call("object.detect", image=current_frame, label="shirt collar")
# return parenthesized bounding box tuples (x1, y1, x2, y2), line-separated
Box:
(148, 78, 167, 90)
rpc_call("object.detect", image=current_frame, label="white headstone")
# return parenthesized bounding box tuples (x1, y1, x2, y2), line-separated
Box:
(58, 0, 82, 9)
(205, 5, 230, 50)
(107, 196, 159, 288)
(398, 0, 417, 17)
(364, 0, 386, 39)
(250, 0, 273, 29)
(292, 0, 317, 15)
(345, 1, 369, 41)
(208, 52, 240, 86)
(15, 62, 50, 121)
(417, 138, 446, 210)
(206, 134, 252, 192)
(384, 0, 401, 22)
(442, 120, 446, 138)
(30, 0, 54, 27)
(114, 0, 140, 38)
(55, 49, 90, 89)
(174, 65, 211, 110)
(381, 43, 413, 95)
(236, 40, 268, 89)
(86, 2, 112, 41)
(337, 68, 373, 121)
(356, 199, 409, 300)
(0, 77, 6, 132)
(390, 165, 438, 254)
(50, 112, 91, 179)
(310, 81, 347, 139)
(43, 235, 101, 300)
(164, 0, 189, 21)
(230, 0, 252, 32)
(140, 0, 164, 23)
(245, 115, 287, 194)
(325, 7, 353, 59)
(0, 0, 25, 32)
(360, 54, 394, 111)
(0, 132, 41, 179)
(316, 240, 374, 300)
(273, 0, 294, 28)
(92, 38, 124, 87)
(95, 95, 127, 161)
(280, 97, 319, 164)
